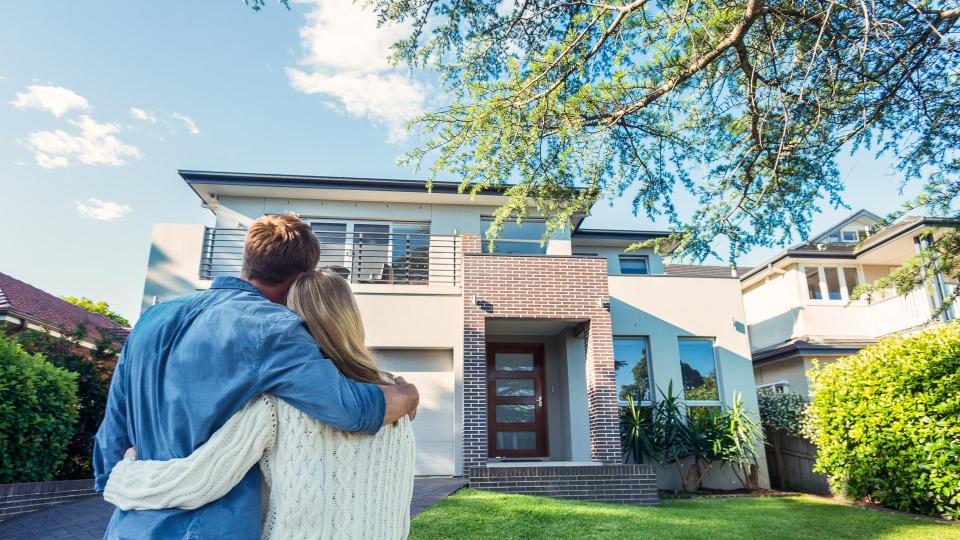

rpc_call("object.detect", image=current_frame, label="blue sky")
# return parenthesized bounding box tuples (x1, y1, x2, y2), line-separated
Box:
(0, 1, 920, 324)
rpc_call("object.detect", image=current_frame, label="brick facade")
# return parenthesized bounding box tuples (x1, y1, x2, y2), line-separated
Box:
(0, 479, 94, 522)
(469, 465, 657, 505)
(460, 234, 620, 471)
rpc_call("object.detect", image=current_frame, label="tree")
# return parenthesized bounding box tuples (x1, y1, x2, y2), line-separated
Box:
(361, 0, 959, 313)
(62, 296, 130, 327)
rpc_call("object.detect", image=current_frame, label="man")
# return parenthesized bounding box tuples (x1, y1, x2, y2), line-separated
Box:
(93, 214, 419, 539)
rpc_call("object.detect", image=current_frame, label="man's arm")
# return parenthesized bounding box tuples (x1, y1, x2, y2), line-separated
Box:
(257, 317, 418, 434)
(92, 348, 131, 492)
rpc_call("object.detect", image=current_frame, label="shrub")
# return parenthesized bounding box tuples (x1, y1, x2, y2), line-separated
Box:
(11, 326, 118, 479)
(0, 336, 79, 483)
(757, 389, 808, 437)
(806, 323, 960, 519)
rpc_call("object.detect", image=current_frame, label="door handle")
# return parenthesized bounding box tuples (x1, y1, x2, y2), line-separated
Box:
(536, 396, 543, 407)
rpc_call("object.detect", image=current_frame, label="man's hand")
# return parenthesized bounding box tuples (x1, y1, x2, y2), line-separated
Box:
(380, 378, 419, 425)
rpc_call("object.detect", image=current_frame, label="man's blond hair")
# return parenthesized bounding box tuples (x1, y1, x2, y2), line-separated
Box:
(242, 214, 320, 285)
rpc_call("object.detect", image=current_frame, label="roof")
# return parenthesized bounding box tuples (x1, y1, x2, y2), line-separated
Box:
(809, 208, 882, 243)
(0, 271, 128, 343)
(752, 336, 877, 365)
(740, 215, 960, 282)
(180, 170, 527, 197)
(664, 264, 749, 278)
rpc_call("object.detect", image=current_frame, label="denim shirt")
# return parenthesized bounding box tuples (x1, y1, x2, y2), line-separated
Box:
(92, 277, 385, 539)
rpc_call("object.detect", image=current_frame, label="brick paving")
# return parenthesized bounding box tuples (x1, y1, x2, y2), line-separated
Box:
(0, 477, 466, 539)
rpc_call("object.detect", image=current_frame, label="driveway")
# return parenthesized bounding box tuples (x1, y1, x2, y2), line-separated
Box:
(0, 477, 466, 540)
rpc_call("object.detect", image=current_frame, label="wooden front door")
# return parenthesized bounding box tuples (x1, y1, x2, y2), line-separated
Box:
(486, 343, 548, 458)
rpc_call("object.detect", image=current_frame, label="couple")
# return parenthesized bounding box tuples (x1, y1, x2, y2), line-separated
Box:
(93, 214, 421, 539)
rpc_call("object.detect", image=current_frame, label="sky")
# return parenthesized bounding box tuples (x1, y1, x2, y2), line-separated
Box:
(0, 1, 921, 324)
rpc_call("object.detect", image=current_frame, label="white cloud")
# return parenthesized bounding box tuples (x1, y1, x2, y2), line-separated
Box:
(75, 198, 132, 221)
(130, 107, 157, 123)
(10, 84, 90, 117)
(287, 0, 427, 141)
(170, 112, 200, 135)
(25, 115, 143, 168)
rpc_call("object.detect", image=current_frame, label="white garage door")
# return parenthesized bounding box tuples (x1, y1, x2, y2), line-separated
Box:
(377, 349, 455, 476)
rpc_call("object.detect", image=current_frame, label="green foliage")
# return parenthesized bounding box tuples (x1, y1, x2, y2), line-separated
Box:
(620, 383, 762, 490)
(369, 0, 959, 295)
(0, 335, 78, 483)
(61, 296, 130, 327)
(11, 326, 117, 479)
(806, 323, 960, 519)
(757, 389, 808, 437)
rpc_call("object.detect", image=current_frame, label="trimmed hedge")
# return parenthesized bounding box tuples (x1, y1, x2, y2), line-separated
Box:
(0, 336, 79, 483)
(806, 323, 960, 519)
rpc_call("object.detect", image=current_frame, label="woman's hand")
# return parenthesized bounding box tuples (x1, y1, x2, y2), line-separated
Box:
(124, 447, 137, 460)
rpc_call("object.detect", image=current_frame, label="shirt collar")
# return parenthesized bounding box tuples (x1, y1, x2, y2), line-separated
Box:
(210, 276, 266, 297)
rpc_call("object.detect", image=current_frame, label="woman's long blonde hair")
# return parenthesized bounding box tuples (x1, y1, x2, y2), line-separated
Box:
(287, 270, 391, 385)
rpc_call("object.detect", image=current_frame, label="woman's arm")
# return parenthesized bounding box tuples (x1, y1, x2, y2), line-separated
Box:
(103, 394, 276, 511)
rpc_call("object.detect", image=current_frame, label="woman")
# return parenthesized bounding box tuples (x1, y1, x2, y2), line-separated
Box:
(103, 270, 416, 540)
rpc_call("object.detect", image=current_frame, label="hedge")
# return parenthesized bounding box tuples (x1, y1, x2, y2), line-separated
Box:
(806, 323, 960, 519)
(0, 336, 79, 483)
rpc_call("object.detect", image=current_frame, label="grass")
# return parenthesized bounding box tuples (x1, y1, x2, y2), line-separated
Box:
(409, 489, 959, 540)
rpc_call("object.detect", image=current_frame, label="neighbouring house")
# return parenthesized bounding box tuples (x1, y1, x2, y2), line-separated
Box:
(0, 271, 128, 348)
(141, 170, 769, 500)
(741, 209, 960, 397)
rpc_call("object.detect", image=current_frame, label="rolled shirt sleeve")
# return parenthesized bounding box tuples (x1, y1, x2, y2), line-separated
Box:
(255, 316, 385, 434)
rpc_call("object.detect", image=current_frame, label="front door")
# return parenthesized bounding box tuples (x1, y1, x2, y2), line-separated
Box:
(486, 343, 548, 458)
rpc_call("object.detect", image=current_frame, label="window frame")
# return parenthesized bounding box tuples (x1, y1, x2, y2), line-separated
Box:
(480, 217, 548, 255)
(613, 335, 654, 406)
(801, 264, 866, 304)
(676, 337, 723, 407)
(618, 254, 650, 275)
(840, 229, 861, 243)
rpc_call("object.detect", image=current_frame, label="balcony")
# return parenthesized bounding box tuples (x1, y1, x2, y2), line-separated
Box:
(199, 227, 460, 286)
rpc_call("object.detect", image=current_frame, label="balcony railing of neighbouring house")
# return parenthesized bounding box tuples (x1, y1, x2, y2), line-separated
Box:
(200, 227, 460, 286)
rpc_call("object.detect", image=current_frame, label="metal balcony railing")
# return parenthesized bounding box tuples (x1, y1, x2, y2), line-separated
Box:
(200, 227, 460, 286)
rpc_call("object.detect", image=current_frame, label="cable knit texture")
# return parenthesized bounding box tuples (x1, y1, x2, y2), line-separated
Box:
(104, 395, 416, 540)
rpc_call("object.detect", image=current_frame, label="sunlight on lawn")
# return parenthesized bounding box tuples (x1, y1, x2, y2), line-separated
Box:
(410, 489, 959, 540)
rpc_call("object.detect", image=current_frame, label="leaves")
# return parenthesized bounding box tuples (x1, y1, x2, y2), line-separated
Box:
(806, 323, 960, 519)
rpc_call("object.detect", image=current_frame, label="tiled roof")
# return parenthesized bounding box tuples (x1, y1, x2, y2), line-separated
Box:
(663, 264, 749, 278)
(0, 271, 128, 343)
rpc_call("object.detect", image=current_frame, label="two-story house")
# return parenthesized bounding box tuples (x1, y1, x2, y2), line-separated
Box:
(141, 170, 769, 500)
(742, 209, 959, 396)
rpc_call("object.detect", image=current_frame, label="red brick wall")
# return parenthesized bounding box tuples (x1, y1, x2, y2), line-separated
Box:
(461, 234, 620, 470)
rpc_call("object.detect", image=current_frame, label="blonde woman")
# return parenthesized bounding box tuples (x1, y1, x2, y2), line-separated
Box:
(103, 270, 416, 540)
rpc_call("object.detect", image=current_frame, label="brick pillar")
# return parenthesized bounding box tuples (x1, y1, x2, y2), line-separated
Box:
(461, 233, 488, 471)
(582, 318, 621, 464)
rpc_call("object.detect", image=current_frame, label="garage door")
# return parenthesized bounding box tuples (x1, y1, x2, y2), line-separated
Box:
(377, 349, 455, 476)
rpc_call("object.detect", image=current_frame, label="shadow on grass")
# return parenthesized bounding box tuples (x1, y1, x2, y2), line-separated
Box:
(410, 489, 959, 540)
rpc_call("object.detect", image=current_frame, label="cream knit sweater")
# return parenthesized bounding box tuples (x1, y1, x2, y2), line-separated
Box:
(104, 395, 416, 540)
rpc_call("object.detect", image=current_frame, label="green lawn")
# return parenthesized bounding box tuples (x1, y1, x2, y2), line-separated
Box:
(410, 489, 959, 540)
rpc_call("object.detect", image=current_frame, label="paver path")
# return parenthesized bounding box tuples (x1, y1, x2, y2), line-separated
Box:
(0, 477, 466, 539)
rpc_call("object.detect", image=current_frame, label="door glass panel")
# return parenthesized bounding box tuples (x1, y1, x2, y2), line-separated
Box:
(496, 405, 535, 423)
(496, 431, 536, 450)
(495, 353, 534, 371)
(313, 223, 348, 271)
(823, 267, 842, 300)
(805, 266, 822, 300)
(496, 379, 535, 397)
(353, 224, 390, 283)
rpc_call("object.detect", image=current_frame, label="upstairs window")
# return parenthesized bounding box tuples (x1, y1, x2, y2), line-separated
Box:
(678, 338, 720, 402)
(803, 265, 862, 301)
(481, 218, 547, 254)
(840, 229, 861, 242)
(618, 255, 650, 275)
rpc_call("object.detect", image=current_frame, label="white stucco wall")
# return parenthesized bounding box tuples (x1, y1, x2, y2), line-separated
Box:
(608, 274, 769, 490)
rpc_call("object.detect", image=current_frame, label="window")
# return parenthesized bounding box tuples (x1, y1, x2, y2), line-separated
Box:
(481, 218, 547, 254)
(614, 337, 652, 403)
(840, 229, 861, 242)
(805, 266, 822, 300)
(803, 265, 863, 302)
(678, 338, 719, 402)
(311, 220, 430, 283)
(618, 255, 649, 275)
